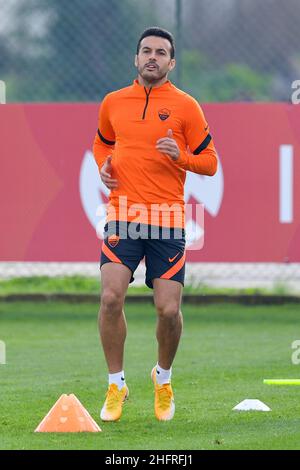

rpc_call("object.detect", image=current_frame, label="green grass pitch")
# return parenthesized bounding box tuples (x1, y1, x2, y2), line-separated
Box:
(1, 301, 300, 450)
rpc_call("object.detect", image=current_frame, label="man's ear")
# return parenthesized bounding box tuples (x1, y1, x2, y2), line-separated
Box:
(169, 58, 176, 72)
(134, 55, 138, 67)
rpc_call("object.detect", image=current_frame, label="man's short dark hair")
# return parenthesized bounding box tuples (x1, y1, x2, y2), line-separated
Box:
(136, 27, 175, 59)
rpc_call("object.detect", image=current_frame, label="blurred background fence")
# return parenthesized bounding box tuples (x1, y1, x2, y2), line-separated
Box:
(1, 0, 299, 103)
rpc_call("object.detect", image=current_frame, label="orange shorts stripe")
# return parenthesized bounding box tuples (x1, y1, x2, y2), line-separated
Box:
(160, 252, 186, 280)
(102, 242, 122, 264)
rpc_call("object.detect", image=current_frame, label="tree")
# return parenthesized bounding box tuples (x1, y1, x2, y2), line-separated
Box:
(183, 0, 300, 101)
(8, 0, 155, 101)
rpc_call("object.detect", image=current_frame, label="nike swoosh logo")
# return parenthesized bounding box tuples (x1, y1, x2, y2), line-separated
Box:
(168, 252, 180, 263)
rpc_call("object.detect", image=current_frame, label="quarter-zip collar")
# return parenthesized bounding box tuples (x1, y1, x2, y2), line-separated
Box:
(133, 79, 172, 93)
(142, 87, 152, 120)
(133, 79, 173, 119)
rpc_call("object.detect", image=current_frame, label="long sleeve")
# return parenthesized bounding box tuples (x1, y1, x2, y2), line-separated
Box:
(176, 97, 218, 176)
(93, 95, 116, 172)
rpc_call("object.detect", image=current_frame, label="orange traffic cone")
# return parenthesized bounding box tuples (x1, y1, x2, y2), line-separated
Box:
(35, 394, 102, 432)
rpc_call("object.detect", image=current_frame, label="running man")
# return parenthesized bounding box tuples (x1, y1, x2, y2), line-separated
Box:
(93, 27, 218, 422)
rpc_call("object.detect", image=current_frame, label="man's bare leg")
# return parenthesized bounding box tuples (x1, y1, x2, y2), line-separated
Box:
(99, 263, 132, 373)
(99, 262, 132, 421)
(151, 278, 183, 421)
(153, 278, 183, 370)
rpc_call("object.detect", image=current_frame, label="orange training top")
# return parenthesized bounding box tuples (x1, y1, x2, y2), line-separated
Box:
(93, 79, 218, 228)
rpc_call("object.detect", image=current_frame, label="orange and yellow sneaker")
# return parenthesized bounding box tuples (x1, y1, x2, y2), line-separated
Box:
(100, 383, 129, 422)
(151, 367, 175, 421)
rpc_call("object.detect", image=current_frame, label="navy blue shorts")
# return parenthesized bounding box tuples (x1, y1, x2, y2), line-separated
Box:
(100, 222, 186, 289)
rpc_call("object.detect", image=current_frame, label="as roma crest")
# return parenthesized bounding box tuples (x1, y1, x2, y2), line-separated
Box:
(158, 108, 171, 121)
(108, 234, 120, 248)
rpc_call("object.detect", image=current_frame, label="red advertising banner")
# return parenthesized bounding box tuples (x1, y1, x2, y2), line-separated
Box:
(0, 103, 299, 262)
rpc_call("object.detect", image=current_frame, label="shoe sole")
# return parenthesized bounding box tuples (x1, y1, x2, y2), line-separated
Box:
(151, 367, 156, 385)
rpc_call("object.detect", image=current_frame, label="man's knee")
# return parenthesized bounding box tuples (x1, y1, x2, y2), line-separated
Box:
(100, 289, 123, 315)
(156, 302, 181, 321)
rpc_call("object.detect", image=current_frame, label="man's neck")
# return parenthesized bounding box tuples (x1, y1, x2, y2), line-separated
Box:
(137, 75, 169, 89)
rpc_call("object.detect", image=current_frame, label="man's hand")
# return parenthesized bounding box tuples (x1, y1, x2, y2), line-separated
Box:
(100, 156, 118, 189)
(156, 129, 180, 161)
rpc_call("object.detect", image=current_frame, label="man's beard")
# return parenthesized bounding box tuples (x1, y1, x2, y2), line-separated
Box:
(138, 65, 168, 83)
